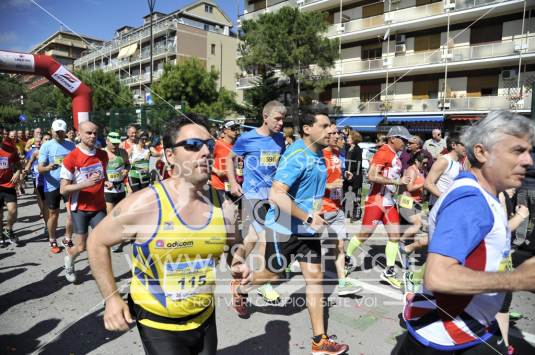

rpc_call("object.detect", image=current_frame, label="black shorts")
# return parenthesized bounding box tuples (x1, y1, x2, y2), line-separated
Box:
(128, 176, 150, 192)
(36, 185, 45, 201)
(499, 292, 513, 313)
(128, 295, 217, 355)
(242, 198, 270, 233)
(104, 192, 126, 205)
(71, 210, 106, 235)
(264, 228, 322, 273)
(0, 187, 17, 207)
(44, 188, 68, 210)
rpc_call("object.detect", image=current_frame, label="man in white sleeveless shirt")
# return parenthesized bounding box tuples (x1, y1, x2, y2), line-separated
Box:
(400, 111, 535, 354)
(424, 132, 465, 209)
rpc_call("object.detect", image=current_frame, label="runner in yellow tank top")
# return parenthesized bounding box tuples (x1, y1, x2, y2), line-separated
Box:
(88, 114, 249, 355)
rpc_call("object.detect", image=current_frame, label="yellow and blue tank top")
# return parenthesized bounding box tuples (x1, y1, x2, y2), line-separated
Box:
(130, 182, 227, 331)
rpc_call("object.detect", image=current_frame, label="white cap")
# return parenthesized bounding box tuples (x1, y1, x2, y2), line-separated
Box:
(386, 126, 412, 141)
(51, 119, 67, 132)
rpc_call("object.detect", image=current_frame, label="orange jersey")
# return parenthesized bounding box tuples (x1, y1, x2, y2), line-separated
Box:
(366, 144, 402, 207)
(211, 139, 232, 191)
(321, 148, 343, 213)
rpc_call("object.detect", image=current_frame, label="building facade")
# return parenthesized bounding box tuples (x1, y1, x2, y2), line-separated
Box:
(25, 30, 103, 90)
(74, 0, 240, 105)
(238, 0, 535, 133)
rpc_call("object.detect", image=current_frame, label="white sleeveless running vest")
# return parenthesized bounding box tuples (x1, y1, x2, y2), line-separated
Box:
(429, 155, 460, 205)
(404, 176, 510, 350)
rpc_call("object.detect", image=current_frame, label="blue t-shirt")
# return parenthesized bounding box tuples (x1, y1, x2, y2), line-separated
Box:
(264, 139, 327, 235)
(428, 172, 495, 264)
(38, 139, 76, 192)
(232, 129, 285, 199)
(26, 148, 43, 186)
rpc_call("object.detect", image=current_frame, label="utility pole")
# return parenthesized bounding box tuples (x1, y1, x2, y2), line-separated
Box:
(147, 0, 156, 92)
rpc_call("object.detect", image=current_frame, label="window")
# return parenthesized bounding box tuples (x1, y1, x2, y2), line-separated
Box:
(211, 65, 215, 72)
(204, 24, 210, 31)
(205, 4, 213, 13)
(211, 44, 216, 55)
(360, 83, 381, 102)
(361, 43, 382, 60)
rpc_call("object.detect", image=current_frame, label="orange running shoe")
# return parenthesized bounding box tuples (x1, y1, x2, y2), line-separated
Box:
(311, 335, 349, 355)
(230, 279, 249, 318)
(50, 240, 61, 254)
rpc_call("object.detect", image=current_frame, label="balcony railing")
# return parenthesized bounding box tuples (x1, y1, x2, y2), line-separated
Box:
(333, 36, 535, 76)
(240, 0, 291, 23)
(327, 0, 515, 38)
(119, 70, 164, 86)
(329, 94, 531, 115)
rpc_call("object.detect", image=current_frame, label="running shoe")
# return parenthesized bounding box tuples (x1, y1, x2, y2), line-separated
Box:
(3, 229, 18, 245)
(230, 279, 248, 318)
(257, 283, 281, 303)
(61, 238, 74, 249)
(50, 240, 61, 254)
(381, 267, 402, 289)
(337, 278, 361, 297)
(344, 255, 356, 276)
(507, 345, 515, 355)
(311, 334, 349, 355)
(402, 271, 423, 294)
(64, 255, 76, 283)
(0, 233, 6, 248)
(509, 311, 524, 320)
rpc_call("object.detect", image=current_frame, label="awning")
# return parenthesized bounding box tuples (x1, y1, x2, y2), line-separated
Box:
(449, 116, 481, 121)
(117, 43, 138, 59)
(336, 116, 384, 132)
(386, 115, 444, 123)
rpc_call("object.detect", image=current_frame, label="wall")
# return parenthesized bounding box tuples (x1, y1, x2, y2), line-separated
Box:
(206, 31, 240, 95)
(439, 77, 467, 98)
(186, 3, 232, 27)
(341, 46, 361, 60)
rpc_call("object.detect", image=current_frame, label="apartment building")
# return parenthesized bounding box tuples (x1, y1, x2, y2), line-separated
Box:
(75, 0, 239, 105)
(238, 0, 535, 133)
(24, 30, 103, 90)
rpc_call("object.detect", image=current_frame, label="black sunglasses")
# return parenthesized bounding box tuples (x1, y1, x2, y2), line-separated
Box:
(173, 138, 215, 152)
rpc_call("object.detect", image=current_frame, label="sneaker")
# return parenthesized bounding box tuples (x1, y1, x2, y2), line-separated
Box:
(344, 255, 356, 276)
(50, 240, 61, 254)
(403, 271, 423, 294)
(508, 345, 515, 355)
(3, 229, 18, 245)
(509, 311, 524, 320)
(61, 238, 74, 248)
(311, 334, 349, 355)
(257, 283, 281, 303)
(381, 268, 402, 289)
(0, 233, 6, 248)
(337, 279, 361, 297)
(230, 279, 248, 317)
(64, 255, 76, 283)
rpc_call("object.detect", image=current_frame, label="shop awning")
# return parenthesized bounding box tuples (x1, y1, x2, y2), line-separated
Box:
(386, 115, 444, 123)
(336, 116, 384, 132)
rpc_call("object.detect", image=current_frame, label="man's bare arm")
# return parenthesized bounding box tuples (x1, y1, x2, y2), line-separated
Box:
(424, 157, 448, 197)
(425, 253, 535, 294)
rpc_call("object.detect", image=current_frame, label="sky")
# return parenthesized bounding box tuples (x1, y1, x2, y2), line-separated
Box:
(0, 0, 241, 52)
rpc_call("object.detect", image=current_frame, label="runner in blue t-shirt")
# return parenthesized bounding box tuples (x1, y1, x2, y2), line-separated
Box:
(24, 134, 50, 236)
(226, 101, 286, 305)
(37, 119, 75, 254)
(231, 106, 349, 355)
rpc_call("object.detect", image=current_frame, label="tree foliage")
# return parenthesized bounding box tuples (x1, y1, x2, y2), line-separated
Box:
(242, 70, 283, 123)
(152, 58, 238, 120)
(238, 6, 338, 126)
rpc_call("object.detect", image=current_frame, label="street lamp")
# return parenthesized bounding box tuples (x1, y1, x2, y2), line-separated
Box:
(147, 0, 156, 98)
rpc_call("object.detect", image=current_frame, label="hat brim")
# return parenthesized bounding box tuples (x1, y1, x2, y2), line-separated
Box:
(108, 138, 121, 144)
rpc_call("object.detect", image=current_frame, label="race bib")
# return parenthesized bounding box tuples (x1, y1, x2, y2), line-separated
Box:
(236, 168, 243, 177)
(224, 182, 230, 192)
(0, 157, 8, 169)
(54, 155, 65, 166)
(498, 253, 513, 272)
(135, 161, 149, 175)
(260, 152, 280, 166)
(312, 198, 322, 212)
(162, 258, 216, 301)
(399, 195, 414, 209)
(107, 168, 123, 182)
(329, 187, 342, 201)
(79, 162, 104, 182)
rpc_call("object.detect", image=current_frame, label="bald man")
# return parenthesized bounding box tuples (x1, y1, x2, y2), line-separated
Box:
(60, 121, 108, 283)
(423, 129, 447, 159)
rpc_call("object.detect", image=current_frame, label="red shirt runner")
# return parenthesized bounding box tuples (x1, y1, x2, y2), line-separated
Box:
(211, 139, 233, 191)
(61, 147, 108, 211)
(0, 143, 20, 189)
(321, 148, 343, 213)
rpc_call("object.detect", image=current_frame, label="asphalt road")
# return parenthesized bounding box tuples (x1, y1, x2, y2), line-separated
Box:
(1, 190, 535, 355)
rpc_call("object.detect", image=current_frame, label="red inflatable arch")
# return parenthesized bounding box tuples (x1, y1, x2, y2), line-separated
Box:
(0, 50, 91, 130)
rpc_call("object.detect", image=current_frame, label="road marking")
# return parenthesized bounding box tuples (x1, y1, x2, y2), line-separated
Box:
(510, 328, 535, 345)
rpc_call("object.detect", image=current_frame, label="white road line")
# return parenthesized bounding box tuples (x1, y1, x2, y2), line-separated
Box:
(510, 328, 535, 345)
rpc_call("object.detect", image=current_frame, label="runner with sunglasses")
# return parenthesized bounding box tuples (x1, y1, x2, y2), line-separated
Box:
(211, 120, 240, 196)
(346, 126, 412, 289)
(226, 101, 286, 308)
(88, 113, 247, 355)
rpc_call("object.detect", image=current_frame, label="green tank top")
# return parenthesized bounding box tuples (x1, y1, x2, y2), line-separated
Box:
(105, 154, 125, 193)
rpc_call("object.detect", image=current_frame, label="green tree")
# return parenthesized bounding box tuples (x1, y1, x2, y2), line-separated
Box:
(239, 6, 339, 129)
(242, 70, 283, 124)
(152, 58, 238, 120)
(0, 74, 25, 124)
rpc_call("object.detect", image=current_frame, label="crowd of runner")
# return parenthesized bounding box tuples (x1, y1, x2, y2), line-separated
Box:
(1, 103, 535, 355)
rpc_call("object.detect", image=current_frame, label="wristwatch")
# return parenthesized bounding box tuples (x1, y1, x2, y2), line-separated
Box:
(304, 214, 313, 225)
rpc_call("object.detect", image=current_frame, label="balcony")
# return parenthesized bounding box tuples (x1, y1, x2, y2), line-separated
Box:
(333, 36, 535, 79)
(239, 0, 292, 23)
(326, 0, 523, 43)
(119, 70, 164, 86)
(329, 94, 531, 115)
(236, 75, 259, 89)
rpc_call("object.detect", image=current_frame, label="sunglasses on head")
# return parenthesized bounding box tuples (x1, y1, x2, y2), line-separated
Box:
(173, 138, 215, 152)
